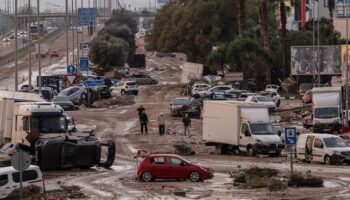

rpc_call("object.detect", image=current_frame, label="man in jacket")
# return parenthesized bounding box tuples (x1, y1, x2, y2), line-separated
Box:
(182, 113, 191, 137)
(140, 112, 149, 135)
(158, 113, 165, 136)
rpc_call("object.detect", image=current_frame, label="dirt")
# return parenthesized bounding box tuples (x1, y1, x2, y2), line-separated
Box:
(2, 34, 350, 199)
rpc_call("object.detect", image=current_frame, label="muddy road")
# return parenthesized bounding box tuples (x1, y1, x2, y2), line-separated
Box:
(42, 52, 350, 199)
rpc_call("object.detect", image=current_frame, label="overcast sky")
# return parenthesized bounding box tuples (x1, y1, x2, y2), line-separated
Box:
(0, 0, 158, 12)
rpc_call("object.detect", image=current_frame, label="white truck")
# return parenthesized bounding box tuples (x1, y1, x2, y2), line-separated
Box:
(203, 101, 283, 156)
(0, 90, 115, 170)
(35, 43, 48, 58)
(311, 87, 342, 133)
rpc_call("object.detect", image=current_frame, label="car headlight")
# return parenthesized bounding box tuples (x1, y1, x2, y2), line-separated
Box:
(256, 140, 263, 145)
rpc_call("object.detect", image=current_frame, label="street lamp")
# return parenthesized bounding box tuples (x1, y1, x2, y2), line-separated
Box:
(15, 0, 18, 91)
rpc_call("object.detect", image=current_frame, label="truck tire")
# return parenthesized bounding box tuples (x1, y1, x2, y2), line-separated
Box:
(216, 144, 226, 155)
(247, 146, 255, 157)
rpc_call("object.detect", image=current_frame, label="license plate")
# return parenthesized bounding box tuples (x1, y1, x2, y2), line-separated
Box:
(324, 129, 331, 132)
(268, 150, 276, 154)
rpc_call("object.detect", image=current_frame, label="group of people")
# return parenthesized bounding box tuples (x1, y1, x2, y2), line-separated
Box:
(137, 105, 192, 137)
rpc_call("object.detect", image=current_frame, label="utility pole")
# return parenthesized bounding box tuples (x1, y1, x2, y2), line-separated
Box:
(72, 0, 75, 66)
(312, 1, 316, 85)
(37, 0, 41, 92)
(346, 3, 349, 127)
(317, 1, 321, 86)
(76, 0, 79, 67)
(28, 0, 32, 92)
(15, 0, 18, 91)
(66, 0, 69, 66)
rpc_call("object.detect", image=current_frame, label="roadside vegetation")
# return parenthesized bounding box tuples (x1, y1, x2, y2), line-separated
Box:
(146, 0, 341, 85)
(89, 10, 137, 73)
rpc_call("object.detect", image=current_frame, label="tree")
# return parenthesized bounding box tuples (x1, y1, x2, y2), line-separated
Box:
(328, 0, 335, 25)
(237, 0, 246, 37)
(105, 10, 138, 34)
(259, 0, 268, 48)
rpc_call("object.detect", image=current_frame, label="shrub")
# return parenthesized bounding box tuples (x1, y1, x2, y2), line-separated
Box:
(246, 166, 279, 177)
(289, 172, 323, 187)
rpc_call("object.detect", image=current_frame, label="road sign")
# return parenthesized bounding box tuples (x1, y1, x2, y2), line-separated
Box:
(224, 72, 244, 82)
(285, 127, 297, 145)
(84, 80, 103, 87)
(11, 150, 31, 171)
(67, 65, 76, 74)
(67, 75, 76, 85)
(80, 43, 90, 49)
(80, 57, 89, 72)
(78, 8, 96, 26)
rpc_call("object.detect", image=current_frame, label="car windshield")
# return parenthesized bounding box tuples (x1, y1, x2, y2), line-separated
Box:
(256, 96, 272, 102)
(31, 116, 66, 133)
(324, 138, 348, 148)
(126, 82, 136, 86)
(174, 98, 192, 105)
(250, 124, 276, 135)
(314, 107, 338, 119)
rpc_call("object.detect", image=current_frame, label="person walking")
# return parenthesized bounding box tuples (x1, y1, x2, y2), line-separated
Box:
(137, 105, 145, 120)
(158, 113, 165, 136)
(140, 112, 149, 135)
(182, 113, 191, 137)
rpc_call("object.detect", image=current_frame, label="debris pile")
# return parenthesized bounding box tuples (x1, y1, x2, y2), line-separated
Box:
(6, 185, 45, 200)
(92, 95, 135, 108)
(173, 141, 195, 155)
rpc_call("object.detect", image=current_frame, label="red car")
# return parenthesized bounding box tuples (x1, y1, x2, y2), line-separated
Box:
(170, 97, 194, 117)
(50, 50, 59, 57)
(137, 154, 214, 182)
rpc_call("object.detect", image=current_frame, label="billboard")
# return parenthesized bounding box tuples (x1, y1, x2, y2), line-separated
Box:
(291, 46, 342, 75)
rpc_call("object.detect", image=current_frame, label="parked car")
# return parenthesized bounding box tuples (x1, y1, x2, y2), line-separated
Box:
(95, 86, 112, 99)
(198, 85, 235, 100)
(58, 86, 87, 105)
(0, 165, 44, 199)
(245, 95, 276, 110)
(302, 89, 312, 104)
(128, 74, 159, 85)
(297, 133, 350, 164)
(191, 83, 210, 96)
(258, 91, 281, 107)
(303, 114, 313, 129)
(2, 38, 10, 42)
(34, 87, 54, 101)
(170, 97, 194, 117)
(0, 143, 18, 156)
(137, 154, 214, 182)
(115, 67, 129, 76)
(237, 92, 255, 101)
(19, 84, 34, 92)
(265, 84, 280, 93)
(53, 96, 76, 111)
(50, 50, 59, 57)
(111, 80, 138, 95)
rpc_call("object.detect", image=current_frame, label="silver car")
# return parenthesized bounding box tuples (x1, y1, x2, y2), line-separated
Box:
(58, 86, 87, 105)
(129, 74, 158, 85)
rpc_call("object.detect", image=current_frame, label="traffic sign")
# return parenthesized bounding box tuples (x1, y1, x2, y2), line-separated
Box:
(11, 150, 31, 171)
(67, 65, 76, 74)
(80, 43, 90, 49)
(80, 57, 89, 72)
(67, 75, 76, 85)
(285, 127, 297, 145)
(84, 80, 103, 87)
(78, 8, 96, 26)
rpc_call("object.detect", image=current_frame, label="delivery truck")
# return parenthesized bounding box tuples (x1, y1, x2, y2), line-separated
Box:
(203, 101, 283, 156)
(311, 87, 342, 133)
(0, 90, 115, 170)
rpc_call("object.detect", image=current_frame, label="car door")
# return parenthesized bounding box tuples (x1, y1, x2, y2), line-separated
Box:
(312, 138, 325, 162)
(150, 157, 167, 178)
(166, 157, 188, 179)
(239, 123, 253, 152)
(0, 174, 10, 198)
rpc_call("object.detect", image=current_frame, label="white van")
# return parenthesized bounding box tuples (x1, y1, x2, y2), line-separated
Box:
(296, 133, 350, 164)
(0, 165, 44, 199)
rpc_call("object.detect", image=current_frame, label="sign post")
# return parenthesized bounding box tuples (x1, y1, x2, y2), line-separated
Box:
(285, 127, 297, 174)
(80, 57, 89, 75)
(11, 150, 31, 200)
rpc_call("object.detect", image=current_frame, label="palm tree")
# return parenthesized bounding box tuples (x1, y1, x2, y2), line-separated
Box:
(328, 0, 335, 25)
(237, 0, 246, 37)
(259, 0, 269, 48)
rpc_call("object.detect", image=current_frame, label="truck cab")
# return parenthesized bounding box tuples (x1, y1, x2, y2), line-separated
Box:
(311, 87, 342, 133)
(239, 121, 282, 156)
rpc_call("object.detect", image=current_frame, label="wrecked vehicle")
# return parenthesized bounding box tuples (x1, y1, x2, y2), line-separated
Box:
(0, 91, 115, 170)
(297, 133, 350, 164)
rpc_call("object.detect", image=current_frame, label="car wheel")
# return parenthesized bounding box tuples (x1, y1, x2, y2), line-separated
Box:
(121, 90, 125, 94)
(212, 94, 217, 100)
(216, 144, 226, 155)
(189, 171, 201, 182)
(324, 155, 332, 165)
(141, 171, 153, 182)
(151, 80, 157, 85)
(276, 100, 281, 107)
(247, 146, 255, 157)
